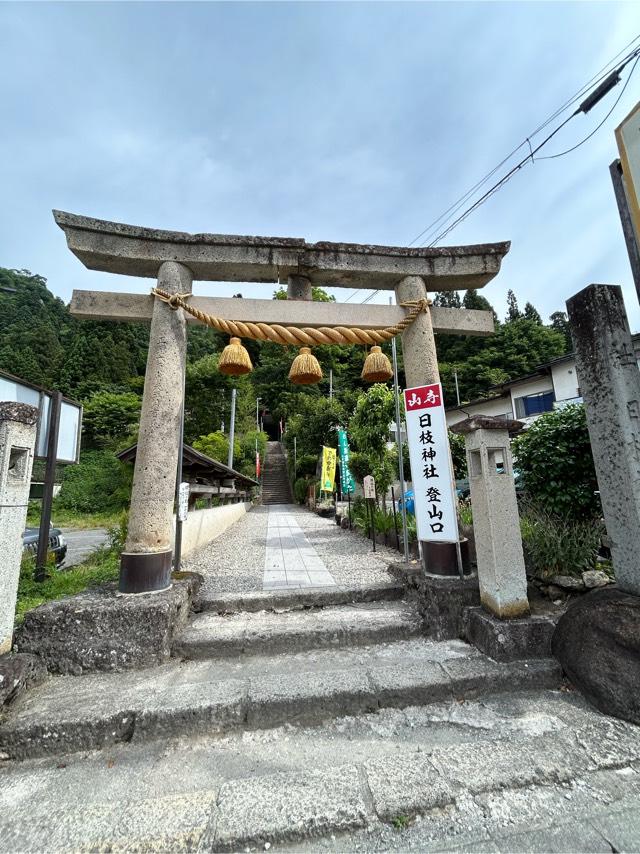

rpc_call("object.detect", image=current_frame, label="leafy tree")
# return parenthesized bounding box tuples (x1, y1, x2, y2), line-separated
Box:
(82, 391, 141, 450)
(506, 289, 521, 322)
(462, 288, 494, 314)
(448, 430, 468, 479)
(523, 302, 542, 324)
(433, 290, 461, 308)
(193, 431, 238, 465)
(549, 311, 573, 352)
(284, 395, 346, 457)
(273, 286, 335, 302)
(349, 384, 396, 501)
(511, 404, 600, 519)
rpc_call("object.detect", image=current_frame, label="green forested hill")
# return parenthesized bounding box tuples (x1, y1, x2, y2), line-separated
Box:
(0, 267, 570, 455)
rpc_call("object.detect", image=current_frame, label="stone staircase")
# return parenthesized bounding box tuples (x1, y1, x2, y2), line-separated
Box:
(261, 440, 293, 504)
(0, 582, 586, 852)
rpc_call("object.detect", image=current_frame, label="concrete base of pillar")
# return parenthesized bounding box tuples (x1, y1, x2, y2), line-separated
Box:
(14, 574, 202, 675)
(389, 562, 480, 640)
(120, 550, 173, 594)
(463, 606, 558, 662)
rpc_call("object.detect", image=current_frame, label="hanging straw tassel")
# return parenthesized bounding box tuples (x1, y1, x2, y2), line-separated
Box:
(361, 345, 393, 383)
(289, 346, 323, 385)
(219, 337, 253, 375)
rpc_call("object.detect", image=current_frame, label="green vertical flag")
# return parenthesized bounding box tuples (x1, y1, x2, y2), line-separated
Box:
(337, 428, 356, 495)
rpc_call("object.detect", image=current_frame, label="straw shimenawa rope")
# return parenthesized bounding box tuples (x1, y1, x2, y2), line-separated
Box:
(151, 288, 430, 347)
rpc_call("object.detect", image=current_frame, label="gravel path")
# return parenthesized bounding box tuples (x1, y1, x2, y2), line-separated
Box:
(184, 504, 398, 596)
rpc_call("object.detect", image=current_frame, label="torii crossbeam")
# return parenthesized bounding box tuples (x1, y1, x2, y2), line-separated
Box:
(55, 210, 510, 594)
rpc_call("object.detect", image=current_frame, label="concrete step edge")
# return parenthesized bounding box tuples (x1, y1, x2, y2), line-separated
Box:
(194, 581, 406, 613)
(0, 657, 562, 761)
(173, 603, 422, 660)
(5, 716, 638, 853)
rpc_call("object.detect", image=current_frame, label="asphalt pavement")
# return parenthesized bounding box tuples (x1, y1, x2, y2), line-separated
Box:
(60, 528, 109, 568)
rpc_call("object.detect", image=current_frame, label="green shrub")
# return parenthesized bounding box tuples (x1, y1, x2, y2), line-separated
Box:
(373, 508, 397, 536)
(295, 454, 319, 478)
(294, 477, 310, 504)
(519, 501, 604, 578)
(511, 404, 600, 519)
(56, 450, 132, 514)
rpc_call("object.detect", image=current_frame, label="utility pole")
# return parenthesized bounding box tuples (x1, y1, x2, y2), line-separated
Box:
(36, 392, 62, 581)
(610, 159, 640, 303)
(390, 297, 409, 564)
(454, 368, 461, 407)
(227, 387, 236, 469)
(329, 369, 333, 400)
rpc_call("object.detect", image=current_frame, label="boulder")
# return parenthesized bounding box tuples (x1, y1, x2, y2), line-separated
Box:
(582, 569, 610, 588)
(552, 587, 640, 725)
(550, 574, 585, 591)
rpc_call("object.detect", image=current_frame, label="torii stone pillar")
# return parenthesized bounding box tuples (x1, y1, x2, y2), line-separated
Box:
(288, 274, 312, 301)
(394, 276, 439, 386)
(120, 261, 193, 594)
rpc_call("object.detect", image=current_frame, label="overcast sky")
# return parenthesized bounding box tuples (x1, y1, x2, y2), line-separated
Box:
(1, 1, 639, 329)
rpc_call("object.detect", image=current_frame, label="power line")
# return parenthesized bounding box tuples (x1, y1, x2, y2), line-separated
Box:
(358, 36, 640, 307)
(424, 46, 640, 247)
(410, 37, 640, 249)
(538, 56, 640, 161)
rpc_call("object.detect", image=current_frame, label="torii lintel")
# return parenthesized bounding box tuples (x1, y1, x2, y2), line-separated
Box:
(54, 210, 510, 292)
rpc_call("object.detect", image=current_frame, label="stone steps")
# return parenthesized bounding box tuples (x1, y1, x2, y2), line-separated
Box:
(194, 580, 405, 613)
(173, 600, 422, 659)
(2, 686, 638, 853)
(0, 637, 561, 761)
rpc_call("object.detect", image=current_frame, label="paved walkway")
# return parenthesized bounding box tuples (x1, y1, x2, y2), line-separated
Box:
(264, 505, 336, 589)
(184, 503, 401, 597)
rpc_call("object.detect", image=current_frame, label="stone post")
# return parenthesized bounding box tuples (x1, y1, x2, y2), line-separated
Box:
(451, 416, 529, 619)
(0, 403, 38, 653)
(566, 284, 640, 596)
(287, 274, 312, 301)
(394, 276, 439, 386)
(120, 261, 193, 594)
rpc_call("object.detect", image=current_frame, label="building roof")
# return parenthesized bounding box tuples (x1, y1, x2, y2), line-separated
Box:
(116, 443, 258, 489)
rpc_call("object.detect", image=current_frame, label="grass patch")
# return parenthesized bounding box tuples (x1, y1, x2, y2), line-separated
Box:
(26, 503, 122, 530)
(16, 550, 119, 623)
(15, 514, 127, 622)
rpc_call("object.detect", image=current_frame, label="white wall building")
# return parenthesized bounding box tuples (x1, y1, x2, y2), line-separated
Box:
(446, 334, 640, 429)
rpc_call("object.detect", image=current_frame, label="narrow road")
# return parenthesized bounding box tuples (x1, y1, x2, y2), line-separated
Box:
(60, 528, 109, 568)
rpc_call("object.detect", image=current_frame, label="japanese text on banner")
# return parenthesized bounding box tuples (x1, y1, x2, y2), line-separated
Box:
(321, 446, 337, 492)
(403, 383, 459, 543)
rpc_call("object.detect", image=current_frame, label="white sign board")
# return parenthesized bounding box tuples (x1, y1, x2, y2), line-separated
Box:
(0, 372, 82, 464)
(363, 475, 376, 499)
(616, 101, 640, 249)
(404, 382, 459, 543)
(178, 482, 190, 522)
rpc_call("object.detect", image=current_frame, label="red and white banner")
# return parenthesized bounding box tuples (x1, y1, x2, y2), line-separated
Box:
(404, 383, 459, 543)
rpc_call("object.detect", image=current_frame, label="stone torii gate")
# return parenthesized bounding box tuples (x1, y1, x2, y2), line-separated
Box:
(54, 210, 510, 594)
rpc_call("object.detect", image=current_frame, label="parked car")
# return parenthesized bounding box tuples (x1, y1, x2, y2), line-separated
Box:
(22, 525, 67, 568)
